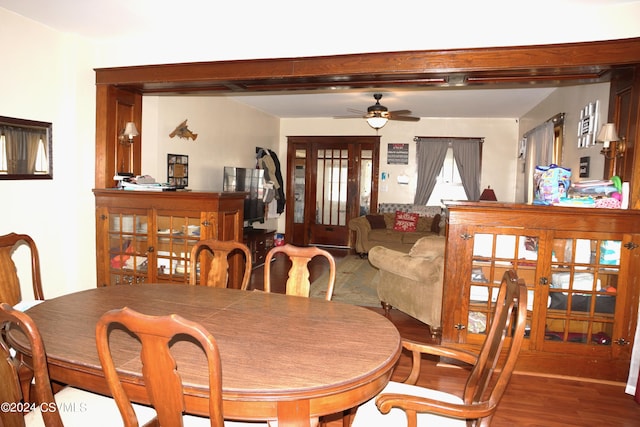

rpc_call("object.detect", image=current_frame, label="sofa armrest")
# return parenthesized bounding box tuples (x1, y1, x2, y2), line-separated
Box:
(348, 216, 372, 254)
(369, 245, 443, 283)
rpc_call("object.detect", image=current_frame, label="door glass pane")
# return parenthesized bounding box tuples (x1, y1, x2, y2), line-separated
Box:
(360, 149, 373, 215)
(316, 148, 347, 226)
(294, 149, 306, 224)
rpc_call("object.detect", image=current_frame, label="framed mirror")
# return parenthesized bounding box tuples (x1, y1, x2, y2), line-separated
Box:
(0, 115, 52, 180)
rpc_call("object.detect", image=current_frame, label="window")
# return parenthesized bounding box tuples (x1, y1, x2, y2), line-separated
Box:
(414, 137, 482, 205)
(427, 146, 468, 205)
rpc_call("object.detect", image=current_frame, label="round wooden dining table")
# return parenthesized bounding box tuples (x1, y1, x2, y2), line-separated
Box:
(11, 284, 401, 426)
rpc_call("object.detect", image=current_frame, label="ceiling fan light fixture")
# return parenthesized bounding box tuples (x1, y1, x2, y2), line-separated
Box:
(366, 116, 388, 130)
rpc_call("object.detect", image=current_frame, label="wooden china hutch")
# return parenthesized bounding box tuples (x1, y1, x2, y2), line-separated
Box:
(442, 201, 640, 382)
(93, 189, 246, 289)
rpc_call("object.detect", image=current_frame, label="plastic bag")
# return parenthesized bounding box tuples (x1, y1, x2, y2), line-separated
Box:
(534, 164, 571, 205)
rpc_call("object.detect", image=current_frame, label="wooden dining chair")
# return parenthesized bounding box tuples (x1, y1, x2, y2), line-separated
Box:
(95, 307, 267, 426)
(351, 269, 528, 427)
(190, 239, 252, 290)
(263, 244, 336, 300)
(0, 302, 157, 427)
(0, 233, 44, 307)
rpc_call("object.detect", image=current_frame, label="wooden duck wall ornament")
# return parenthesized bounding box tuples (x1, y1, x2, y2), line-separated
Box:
(169, 119, 198, 141)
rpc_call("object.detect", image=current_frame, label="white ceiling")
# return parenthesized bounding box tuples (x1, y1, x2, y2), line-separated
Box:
(2, 0, 631, 119)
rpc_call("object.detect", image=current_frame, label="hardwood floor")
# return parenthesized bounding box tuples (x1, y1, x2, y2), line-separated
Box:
(250, 248, 639, 426)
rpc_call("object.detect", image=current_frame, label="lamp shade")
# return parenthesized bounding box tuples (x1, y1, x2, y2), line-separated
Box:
(479, 186, 497, 201)
(366, 116, 388, 130)
(123, 122, 139, 139)
(596, 123, 619, 148)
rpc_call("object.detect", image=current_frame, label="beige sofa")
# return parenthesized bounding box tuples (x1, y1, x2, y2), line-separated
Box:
(348, 211, 443, 255)
(369, 235, 446, 334)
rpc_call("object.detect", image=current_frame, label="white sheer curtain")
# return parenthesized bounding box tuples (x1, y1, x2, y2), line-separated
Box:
(523, 121, 554, 203)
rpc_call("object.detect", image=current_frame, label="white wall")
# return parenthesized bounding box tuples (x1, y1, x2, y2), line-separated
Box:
(141, 96, 280, 190)
(2, 2, 640, 298)
(0, 9, 97, 299)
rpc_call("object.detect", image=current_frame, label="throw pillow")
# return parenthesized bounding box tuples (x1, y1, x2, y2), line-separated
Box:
(393, 211, 419, 232)
(430, 214, 441, 233)
(366, 214, 387, 229)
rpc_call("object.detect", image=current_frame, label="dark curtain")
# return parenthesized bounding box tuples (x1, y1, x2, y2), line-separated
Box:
(452, 139, 481, 201)
(413, 138, 448, 205)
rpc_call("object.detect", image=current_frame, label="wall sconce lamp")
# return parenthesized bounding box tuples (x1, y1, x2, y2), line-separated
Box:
(596, 123, 625, 159)
(118, 122, 139, 145)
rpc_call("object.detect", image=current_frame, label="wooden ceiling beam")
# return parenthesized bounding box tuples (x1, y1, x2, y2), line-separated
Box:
(95, 38, 640, 94)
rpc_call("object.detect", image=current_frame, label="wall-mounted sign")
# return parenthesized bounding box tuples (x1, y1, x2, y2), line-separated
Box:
(577, 100, 599, 148)
(387, 143, 409, 164)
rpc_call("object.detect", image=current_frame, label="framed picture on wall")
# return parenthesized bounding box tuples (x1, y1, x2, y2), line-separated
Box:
(577, 100, 599, 148)
(167, 154, 188, 188)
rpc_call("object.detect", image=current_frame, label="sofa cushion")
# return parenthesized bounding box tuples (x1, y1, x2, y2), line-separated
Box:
(383, 213, 396, 228)
(415, 216, 430, 232)
(393, 211, 419, 232)
(366, 214, 387, 229)
(401, 232, 429, 245)
(368, 229, 404, 243)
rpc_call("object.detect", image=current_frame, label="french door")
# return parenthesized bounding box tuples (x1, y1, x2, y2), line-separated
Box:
(285, 136, 379, 248)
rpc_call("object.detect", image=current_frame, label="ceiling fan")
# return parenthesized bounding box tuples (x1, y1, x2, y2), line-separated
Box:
(337, 93, 420, 129)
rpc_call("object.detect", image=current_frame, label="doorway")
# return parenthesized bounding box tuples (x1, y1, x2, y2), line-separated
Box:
(285, 136, 379, 248)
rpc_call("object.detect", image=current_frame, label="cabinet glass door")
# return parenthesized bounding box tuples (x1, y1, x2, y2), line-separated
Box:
(155, 213, 202, 284)
(469, 231, 537, 344)
(108, 211, 149, 285)
(545, 236, 619, 347)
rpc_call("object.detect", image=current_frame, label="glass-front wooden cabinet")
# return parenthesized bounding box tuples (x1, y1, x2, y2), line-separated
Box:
(443, 201, 640, 382)
(94, 189, 245, 288)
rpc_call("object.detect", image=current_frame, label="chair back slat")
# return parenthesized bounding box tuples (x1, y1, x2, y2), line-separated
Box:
(263, 244, 336, 300)
(96, 307, 225, 427)
(0, 303, 63, 427)
(0, 233, 44, 305)
(190, 239, 252, 290)
(464, 270, 528, 416)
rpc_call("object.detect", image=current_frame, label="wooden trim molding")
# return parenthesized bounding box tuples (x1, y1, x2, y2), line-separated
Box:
(94, 38, 640, 201)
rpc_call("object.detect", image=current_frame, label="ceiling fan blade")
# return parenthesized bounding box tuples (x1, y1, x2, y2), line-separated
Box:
(347, 108, 366, 115)
(389, 115, 420, 122)
(334, 115, 362, 119)
(389, 109, 412, 115)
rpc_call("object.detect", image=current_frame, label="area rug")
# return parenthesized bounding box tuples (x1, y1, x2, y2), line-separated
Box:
(309, 255, 380, 307)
